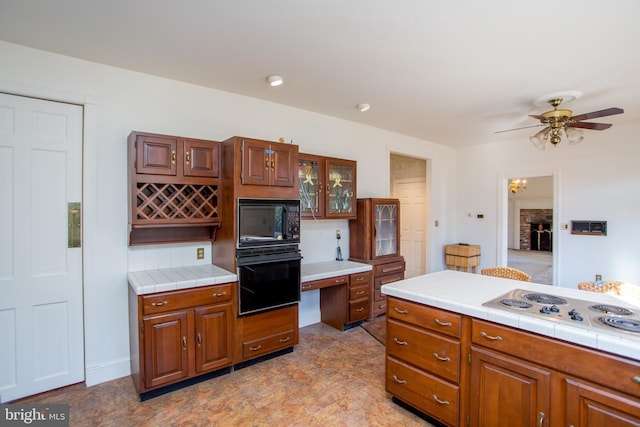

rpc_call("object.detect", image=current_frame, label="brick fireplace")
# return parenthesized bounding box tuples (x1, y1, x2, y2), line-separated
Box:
(519, 209, 553, 251)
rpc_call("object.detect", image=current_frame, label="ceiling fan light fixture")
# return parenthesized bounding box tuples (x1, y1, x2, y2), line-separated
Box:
(266, 75, 284, 87)
(530, 128, 550, 150)
(565, 127, 584, 145)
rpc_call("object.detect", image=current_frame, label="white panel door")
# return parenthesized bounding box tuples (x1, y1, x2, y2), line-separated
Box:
(394, 178, 426, 278)
(0, 93, 84, 402)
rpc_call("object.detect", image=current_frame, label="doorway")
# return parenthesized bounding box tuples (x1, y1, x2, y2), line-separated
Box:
(390, 154, 427, 278)
(0, 93, 85, 402)
(504, 175, 555, 285)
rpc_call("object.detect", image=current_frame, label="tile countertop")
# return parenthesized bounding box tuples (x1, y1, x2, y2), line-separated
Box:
(128, 260, 372, 296)
(381, 270, 640, 361)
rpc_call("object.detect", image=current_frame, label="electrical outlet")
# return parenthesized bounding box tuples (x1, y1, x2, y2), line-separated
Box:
(197, 247, 205, 260)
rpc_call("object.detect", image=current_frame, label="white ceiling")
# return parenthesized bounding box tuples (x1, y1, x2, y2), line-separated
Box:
(1, 0, 638, 147)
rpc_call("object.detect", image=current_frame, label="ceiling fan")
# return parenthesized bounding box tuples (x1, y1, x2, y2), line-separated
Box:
(496, 96, 624, 149)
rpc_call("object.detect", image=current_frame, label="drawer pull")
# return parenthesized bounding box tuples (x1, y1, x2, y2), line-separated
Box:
(355, 276, 366, 281)
(393, 337, 408, 346)
(356, 307, 364, 312)
(182, 336, 187, 351)
(335, 278, 346, 284)
(356, 290, 365, 295)
(382, 265, 403, 273)
(393, 307, 409, 315)
(249, 344, 262, 352)
(279, 336, 291, 343)
(434, 318, 452, 327)
(212, 291, 227, 297)
(151, 300, 168, 307)
(632, 376, 640, 384)
(197, 333, 202, 347)
(481, 331, 503, 341)
(392, 375, 406, 384)
(432, 394, 450, 406)
(432, 352, 451, 362)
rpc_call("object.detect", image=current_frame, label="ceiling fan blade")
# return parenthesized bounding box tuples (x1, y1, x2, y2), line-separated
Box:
(570, 107, 624, 122)
(567, 122, 612, 131)
(494, 124, 546, 134)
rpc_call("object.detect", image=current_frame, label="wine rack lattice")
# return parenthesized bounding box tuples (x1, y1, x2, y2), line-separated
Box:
(136, 183, 219, 221)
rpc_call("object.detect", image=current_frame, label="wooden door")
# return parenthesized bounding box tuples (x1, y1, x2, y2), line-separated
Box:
(565, 377, 640, 427)
(194, 304, 233, 373)
(183, 139, 219, 178)
(143, 311, 189, 389)
(325, 158, 357, 218)
(298, 154, 324, 217)
(470, 347, 551, 427)
(394, 178, 426, 278)
(0, 93, 84, 402)
(270, 143, 296, 187)
(135, 133, 178, 176)
(241, 139, 269, 186)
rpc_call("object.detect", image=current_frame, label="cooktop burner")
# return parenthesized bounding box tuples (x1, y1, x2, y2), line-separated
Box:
(589, 304, 634, 316)
(596, 316, 640, 333)
(523, 293, 567, 305)
(483, 288, 640, 336)
(499, 299, 533, 309)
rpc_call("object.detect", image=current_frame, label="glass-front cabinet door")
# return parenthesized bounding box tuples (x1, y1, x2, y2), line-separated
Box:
(374, 201, 399, 257)
(325, 158, 357, 219)
(298, 154, 324, 218)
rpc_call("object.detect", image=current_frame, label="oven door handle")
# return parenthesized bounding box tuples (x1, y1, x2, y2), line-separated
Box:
(237, 253, 302, 266)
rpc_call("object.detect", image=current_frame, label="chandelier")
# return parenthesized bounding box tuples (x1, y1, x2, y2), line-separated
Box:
(509, 178, 527, 194)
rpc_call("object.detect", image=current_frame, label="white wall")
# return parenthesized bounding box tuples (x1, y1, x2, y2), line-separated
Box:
(456, 122, 640, 288)
(0, 41, 456, 386)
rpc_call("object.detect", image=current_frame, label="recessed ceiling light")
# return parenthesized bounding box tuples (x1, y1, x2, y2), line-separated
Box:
(357, 103, 371, 112)
(267, 75, 284, 87)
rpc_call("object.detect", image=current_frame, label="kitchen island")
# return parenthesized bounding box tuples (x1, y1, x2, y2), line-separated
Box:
(381, 270, 640, 427)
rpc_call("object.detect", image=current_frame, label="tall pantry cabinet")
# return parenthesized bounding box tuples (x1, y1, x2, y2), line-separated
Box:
(349, 198, 405, 319)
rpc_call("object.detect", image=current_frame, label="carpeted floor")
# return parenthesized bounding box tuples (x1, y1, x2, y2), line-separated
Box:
(508, 249, 553, 285)
(362, 315, 386, 345)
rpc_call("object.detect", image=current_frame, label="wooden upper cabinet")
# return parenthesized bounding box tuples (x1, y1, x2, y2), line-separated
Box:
(241, 138, 297, 187)
(136, 133, 178, 176)
(298, 153, 325, 218)
(183, 139, 219, 178)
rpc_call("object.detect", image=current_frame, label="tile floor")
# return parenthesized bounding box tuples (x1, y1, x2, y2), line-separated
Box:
(16, 322, 433, 427)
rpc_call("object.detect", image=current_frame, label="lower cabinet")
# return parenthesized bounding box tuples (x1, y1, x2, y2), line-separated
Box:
(234, 304, 298, 364)
(385, 297, 640, 427)
(130, 283, 234, 397)
(316, 271, 371, 330)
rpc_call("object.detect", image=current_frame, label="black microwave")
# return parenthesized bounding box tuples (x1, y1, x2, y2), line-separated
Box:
(237, 198, 300, 248)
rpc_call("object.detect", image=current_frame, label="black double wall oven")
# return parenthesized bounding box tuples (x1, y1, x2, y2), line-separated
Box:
(236, 198, 301, 316)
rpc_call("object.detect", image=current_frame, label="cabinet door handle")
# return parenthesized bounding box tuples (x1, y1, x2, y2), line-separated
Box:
(480, 331, 503, 341)
(271, 159, 275, 170)
(393, 307, 408, 315)
(392, 375, 406, 384)
(432, 352, 451, 362)
(538, 411, 545, 427)
(212, 291, 227, 297)
(265, 158, 270, 170)
(171, 150, 176, 163)
(432, 395, 450, 405)
(151, 300, 168, 307)
(185, 152, 190, 164)
(632, 376, 640, 384)
(279, 336, 291, 343)
(197, 332, 202, 347)
(434, 318, 452, 327)
(393, 337, 408, 346)
(182, 336, 187, 351)
(249, 344, 262, 352)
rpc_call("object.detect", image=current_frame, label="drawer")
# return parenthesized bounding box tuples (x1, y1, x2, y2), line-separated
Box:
(374, 272, 404, 290)
(349, 284, 370, 300)
(387, 296, 462, 338)
(349, 298, 370, 322)
(375, 260, 405, 277)
(472, 319, 640, 396)
(242, 329, 295, 360)
(373, 298, 387, 317)
(350, 271, 370, 286)
(301, 275, 348, 292)
(387, 319, 461, 383)
(386, 356, 459, 427)
(142, 283, 233, 315)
